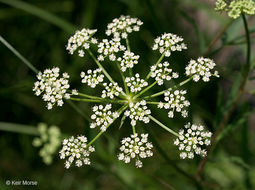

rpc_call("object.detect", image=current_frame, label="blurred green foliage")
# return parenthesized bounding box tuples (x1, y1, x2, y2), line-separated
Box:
(0, 0, 255, 189)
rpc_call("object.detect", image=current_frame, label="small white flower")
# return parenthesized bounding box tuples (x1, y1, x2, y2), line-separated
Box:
(90, 104, 119, 132)
(185, 57, 219, 82)
(118, 133, 153, 168)
(106, 15, 143, 39)
(158, 90, 190, 118)
(97, 38, 126, 61)
(101, 82, 123, 99)
(125, 73, 148, 93)
(80, 68, 104, 88)
(124, 100, 151, 126)
(150, 61, 179, 85)
(174, 123, 212, 159)
(152, 33, 187, 57)
(33, 67, 71, 109)
(59, 135, 95, 169)
(66, 28, 97, 57)
(117, 51, 139, 72)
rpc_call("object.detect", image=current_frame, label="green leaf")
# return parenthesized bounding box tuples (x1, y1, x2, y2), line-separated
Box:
(0, 0, 76, 33)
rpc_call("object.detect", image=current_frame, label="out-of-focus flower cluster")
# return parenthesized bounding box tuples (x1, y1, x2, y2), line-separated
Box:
(215, 0, 255, 19)
(32, 123, 62, 164)
(118, 133, 153, 168)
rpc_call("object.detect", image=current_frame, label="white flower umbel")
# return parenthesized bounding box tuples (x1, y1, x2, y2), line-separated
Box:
(66, 28, 97, 57)
(125, 74, 148, 93)
(117, 51, 139, 72)
(151, 61, 179, 85)
(80, 68, 104, 88)
(118, 133, 153, 168)
(124, 100, 151, 126)
(158, 90, 190, 118)
(152, 33, 187, 57)
(101, 82, 123, 99)
(185, 57, 219, 82)
(106, 15, 143, 39)
(59, 135, 95, 169)
(97, 38, 126, 61)
(174, 123, 212, 159)
(33, 67, 72, 110)
(90, 104, 119, 132)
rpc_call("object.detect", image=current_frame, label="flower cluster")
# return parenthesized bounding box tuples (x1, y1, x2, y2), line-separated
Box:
(158, 90, 190, 118)
(152, 33, 187, 57)
(32, 15, 218, 169)
(81, 68, 104, 88)
(106, 15, 143, 39)
(185, 57, 219, 82)
(151, 62, 179, 85)
(118, 133, 153, 168)
(90, 104, 119, 132)
(101, 82, 123, 99)
(174, 123, 212, 159)
(117, 51, 139, 72)
(33, 67, 73, 110)
(97, 38, 126, 61)
(66, 28, 97, 57)
(215, 0, 255, 19)
(59, 135, 95, 169)
(125, 100, 151, 126)
(125, 74, 148, 93)
(32, 123, 62, 165)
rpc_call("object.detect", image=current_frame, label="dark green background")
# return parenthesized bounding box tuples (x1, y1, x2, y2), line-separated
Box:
(0, 0, 255, 189)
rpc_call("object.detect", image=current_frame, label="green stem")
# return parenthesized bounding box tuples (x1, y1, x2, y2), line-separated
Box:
(145, 53, 165, 80)
(242, 14, 251, 71)
(77, 92, 103, 100)
(70, 97, 127, 104)
(149, 116, 179, 137)
(133, 81, 157, 99)
(143, 77, 192, 99)
(132, 125, 136, 134)
(117, 63, 129, 94)
(87, 49, 115, 84)
(126, 38, 131, 52)
(0, 122, 39, 135)
(146, 101, 160, 105)
(0, 35, 38, 74)
(87, 104, 128, 147)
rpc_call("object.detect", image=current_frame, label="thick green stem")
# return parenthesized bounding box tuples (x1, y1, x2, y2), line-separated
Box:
(145, 53, 165, 80)
(134, 81, 157, 99)
(144, 77, 192, 99)
(87, 104, 128, 147)
(70, 97, 127, 104)
(149, 116, 179, 137)
(0, 122, 39, 135)
(87, 49, 115, 84)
